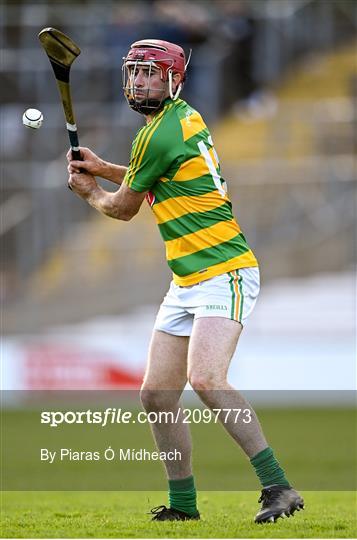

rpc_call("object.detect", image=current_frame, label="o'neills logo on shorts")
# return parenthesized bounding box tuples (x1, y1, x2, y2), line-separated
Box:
(146, 191, 156, 207)
(205, 305, 228, 311)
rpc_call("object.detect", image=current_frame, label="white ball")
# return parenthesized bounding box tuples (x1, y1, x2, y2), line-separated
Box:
(23, 108, 43, 129)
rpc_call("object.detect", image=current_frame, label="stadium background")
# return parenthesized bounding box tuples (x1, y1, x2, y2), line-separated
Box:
(1, 0, 355, 395)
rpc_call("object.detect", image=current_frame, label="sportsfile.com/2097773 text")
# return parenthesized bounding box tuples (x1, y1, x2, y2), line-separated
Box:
(40, 408, 252, 427)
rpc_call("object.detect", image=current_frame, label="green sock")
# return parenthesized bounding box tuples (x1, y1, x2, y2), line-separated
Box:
(168, 475, 198, 516)
(250, 447, 290, 488)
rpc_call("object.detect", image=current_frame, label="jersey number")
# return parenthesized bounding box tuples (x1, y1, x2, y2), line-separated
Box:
(197, 139, 226, 197)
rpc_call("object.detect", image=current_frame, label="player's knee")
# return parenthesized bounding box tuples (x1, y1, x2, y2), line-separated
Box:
(140, 387, 170, 413)
(188, 370, 219, 392)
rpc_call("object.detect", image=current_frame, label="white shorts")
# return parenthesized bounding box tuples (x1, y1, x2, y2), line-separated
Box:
(154, 267, 260, 336)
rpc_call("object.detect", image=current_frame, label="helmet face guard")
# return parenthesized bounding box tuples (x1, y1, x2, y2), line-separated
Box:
(122, 59, 170, 116)
(122, 39, 188, 115)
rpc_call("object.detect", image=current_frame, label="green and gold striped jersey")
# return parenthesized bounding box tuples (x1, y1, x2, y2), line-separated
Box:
(124, 98, 258, 286)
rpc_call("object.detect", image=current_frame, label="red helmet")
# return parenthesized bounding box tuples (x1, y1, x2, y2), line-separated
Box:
(122, 39, 189, 115)
(125, 39, 187, 82)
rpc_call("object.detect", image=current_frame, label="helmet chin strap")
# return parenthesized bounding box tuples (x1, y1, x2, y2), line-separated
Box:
(168, 70, 182, 100)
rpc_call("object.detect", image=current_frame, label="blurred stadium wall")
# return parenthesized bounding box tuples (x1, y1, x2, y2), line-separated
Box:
(1, 1, 356, 395)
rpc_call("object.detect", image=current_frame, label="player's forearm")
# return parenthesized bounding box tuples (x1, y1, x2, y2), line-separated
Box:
(86, 186, 131, 220)
(100, 161, 128, 185)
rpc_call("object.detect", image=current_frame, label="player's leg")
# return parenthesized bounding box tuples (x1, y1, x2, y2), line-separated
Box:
(187, 317, 269, 456)
(141, 329, 191, 480)
(188, 317, 303, 522)
(141, 329, 199, 520)
(186, 268, 304, 522)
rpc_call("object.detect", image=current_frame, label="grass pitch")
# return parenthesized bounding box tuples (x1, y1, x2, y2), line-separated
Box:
(1, 490, 356, 538)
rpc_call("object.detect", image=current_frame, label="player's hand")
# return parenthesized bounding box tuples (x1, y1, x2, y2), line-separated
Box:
(67, 147, 105, 176)
(68, 171, 98, 198)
